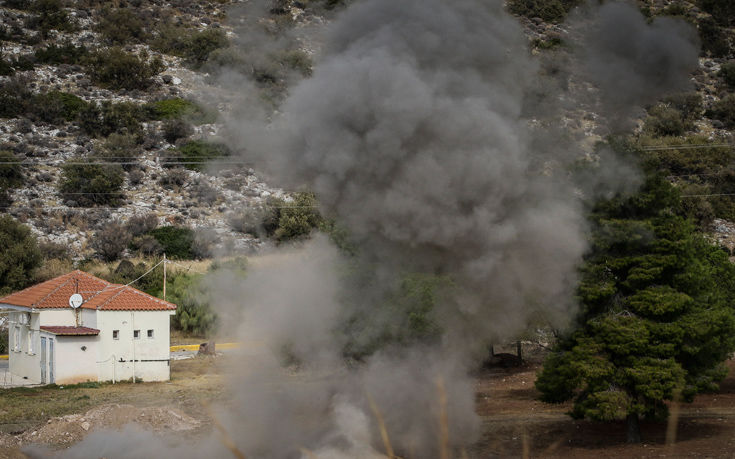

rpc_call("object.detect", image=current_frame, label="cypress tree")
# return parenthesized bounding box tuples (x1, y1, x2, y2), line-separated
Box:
(536, 175, 735, 442)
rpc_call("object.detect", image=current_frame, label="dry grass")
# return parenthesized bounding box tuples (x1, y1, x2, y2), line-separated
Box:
(0, 357, 224, 432)
(170, 330, 208, 346)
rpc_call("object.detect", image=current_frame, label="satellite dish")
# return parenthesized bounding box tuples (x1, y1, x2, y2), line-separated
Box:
(69, 293, 83, 309)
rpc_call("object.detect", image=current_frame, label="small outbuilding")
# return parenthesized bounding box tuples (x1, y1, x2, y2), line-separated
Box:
(0, 270, 176, 385)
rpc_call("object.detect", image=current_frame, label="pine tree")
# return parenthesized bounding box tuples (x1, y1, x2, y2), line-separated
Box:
(536, 176, 735, 442)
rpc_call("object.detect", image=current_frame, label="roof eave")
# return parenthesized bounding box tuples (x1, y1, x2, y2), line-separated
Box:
(0, 303, 38, 312)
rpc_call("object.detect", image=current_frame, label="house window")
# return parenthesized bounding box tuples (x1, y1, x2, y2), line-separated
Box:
(147, 329, 154, 339)
(13, 326, 20, 352)
(134, 330, 140, 339)
(113, 330, 119, 340)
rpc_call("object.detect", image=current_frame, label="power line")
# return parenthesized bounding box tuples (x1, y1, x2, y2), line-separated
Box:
(0, 161, 251, 166)
(666, 172, 733, 178)
(681, 193, 735, 198)
(640, 143, 733, 151)
(164, 259, 207, 275)
(0, 204, 319, 210)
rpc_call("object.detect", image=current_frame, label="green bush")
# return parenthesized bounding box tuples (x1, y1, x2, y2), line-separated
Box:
(34, 42, 88, 65)
(30, 91, 87, 124)
(698, 17, 730, 57)
(99, 259, 163, 296)
(707, 94, 735, 128)
(79, 100, 144, 137)
(661, 1, 689, 17)
(58, 160, 125, 207)
(151, 26, 228, 68)
(0, 55, 34, 76)
(0, 59, 12, 77)
(165, 272, 217, 336)
(273, 193, 323, 242)
(661, 92, 702, 121)
(167, 140, 230, 171)
(0, 75, 31, 118)
(144, 98, 214, 124)
(278, 50, 313, 77)
(719, 61, 735, 89)
(250, 192, 323, 243)
(96, 7, 146, 44)
(507, 0, 581, 22)
(0, 215, 42, 295)
(531, 36, 564, 50)
(85, 47, 164, 90)
(94, 133, 140, 171)
(699, 0, 735, 26)
(641, 136, 735, 223)
(162, 119, 193, 144)
(3, 0, 32, 8)
(644, 105, 688, 137)
(25, 0, 76, 38)
(0, 17, 37, 45)
(147, 226, 195, 259)
(0, 150, 23, 207)
(342, 272, 447, 359)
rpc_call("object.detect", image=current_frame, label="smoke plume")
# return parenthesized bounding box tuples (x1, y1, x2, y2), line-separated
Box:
(570, 1, 700, 129)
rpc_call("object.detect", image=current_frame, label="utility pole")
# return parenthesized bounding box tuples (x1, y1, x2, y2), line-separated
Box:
(163, 253, 167, 302)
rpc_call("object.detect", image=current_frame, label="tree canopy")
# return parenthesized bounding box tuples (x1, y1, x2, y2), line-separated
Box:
(0, 215, 42, 295)
(536, 175, 735, 443)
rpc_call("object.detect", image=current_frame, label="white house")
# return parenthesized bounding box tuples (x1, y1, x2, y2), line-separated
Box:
(0, 270, 176, 385)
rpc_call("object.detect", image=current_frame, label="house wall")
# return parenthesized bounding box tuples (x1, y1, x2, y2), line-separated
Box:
(54, 336, 99, 384)
(38, 309, 77, 327)
(7, 311, 41, 383)
(9, 308, 173, 384)
(96, 310, 173, 382)
(80, 309, 97, 328)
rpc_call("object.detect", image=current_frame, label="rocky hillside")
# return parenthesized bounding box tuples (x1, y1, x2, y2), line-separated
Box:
(0, 0, 734, 267)
(0, 0, 331, 263)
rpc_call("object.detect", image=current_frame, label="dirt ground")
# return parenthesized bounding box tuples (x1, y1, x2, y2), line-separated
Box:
(0, 357, 224, 458)
(4, 352, 735, 458)
(472, 353, 735, 458)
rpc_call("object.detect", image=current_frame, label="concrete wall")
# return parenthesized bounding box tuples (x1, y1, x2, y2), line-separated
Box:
(8, 311, 41, 383)
(96, 310, 173, 382)
(54, 336, 99, 384)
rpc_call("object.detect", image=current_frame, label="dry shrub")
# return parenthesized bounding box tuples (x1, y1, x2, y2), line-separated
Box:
(35, 258, 74, 282)
(126, 212, 159, 237)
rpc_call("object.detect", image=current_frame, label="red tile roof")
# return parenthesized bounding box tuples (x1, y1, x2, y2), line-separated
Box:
(40, 326, 100, 336)
(0, 270, 176, 311)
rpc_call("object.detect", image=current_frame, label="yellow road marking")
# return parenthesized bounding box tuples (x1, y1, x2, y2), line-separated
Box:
(169, 342, 243, 352)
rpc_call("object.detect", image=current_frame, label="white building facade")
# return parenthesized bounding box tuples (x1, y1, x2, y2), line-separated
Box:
(2, 270, 176, 385)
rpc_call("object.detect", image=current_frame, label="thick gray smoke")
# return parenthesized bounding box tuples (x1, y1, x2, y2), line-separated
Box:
(31, 1, 700, 458)
(571, 1, 700, 129)
(211, 237, 479, 457)
(237, 0, 585, 348)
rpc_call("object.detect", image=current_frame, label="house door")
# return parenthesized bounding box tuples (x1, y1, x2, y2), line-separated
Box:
(48, 339, 55, 384)
(40, 336, 47, 384)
